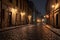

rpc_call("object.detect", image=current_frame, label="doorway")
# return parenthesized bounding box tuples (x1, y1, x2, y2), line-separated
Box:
(56, 14, 58, 27)
(9, 12, 12, 26)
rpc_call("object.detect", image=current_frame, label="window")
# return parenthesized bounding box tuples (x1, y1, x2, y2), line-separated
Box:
(9, 0, 12, 3)
(16, 0, 18, 6)
(2, 9, 5, 19)
(56, 0, 58, 3)
(20, 0, 21, 9)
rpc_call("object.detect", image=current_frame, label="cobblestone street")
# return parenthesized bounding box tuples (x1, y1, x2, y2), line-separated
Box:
(0, 25, 39, 40)
(1, 0, 60, 40)
(0, 24, 60, 40)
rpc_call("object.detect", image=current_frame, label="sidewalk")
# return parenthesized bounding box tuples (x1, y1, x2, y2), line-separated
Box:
(0, 24, 35, 32)
(43, 23, 60, 37)
(0, 25, 26, 32)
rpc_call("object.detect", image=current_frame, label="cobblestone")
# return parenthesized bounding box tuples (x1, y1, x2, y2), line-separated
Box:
(0, 25, 60, 40)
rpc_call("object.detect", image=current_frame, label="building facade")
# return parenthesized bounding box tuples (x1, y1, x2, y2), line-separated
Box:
(1, 0, 32, 28)
(0, 0, 1, 27)
(46, 0, 60, 28)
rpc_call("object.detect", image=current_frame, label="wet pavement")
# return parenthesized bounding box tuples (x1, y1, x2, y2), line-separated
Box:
(0, 24, 60, 40)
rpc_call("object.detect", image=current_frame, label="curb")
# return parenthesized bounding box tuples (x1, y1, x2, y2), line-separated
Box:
(44, 24, 60, 37)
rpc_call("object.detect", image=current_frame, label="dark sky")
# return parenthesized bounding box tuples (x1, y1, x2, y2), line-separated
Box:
(30, 0, 47, 15)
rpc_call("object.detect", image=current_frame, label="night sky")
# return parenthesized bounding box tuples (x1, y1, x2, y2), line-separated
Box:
(30, 0, 47, 15)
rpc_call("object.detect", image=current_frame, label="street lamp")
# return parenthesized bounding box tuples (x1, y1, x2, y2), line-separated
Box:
(28, 15, 32, 24)
(20, 12, 25, 24)
(46, 15, 49, 18)
(52, 3, 59, 10)
(52, 5, 55, 9)
(44, 15, 49, 19)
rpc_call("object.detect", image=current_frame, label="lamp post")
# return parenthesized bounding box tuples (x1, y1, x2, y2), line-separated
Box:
(20, 12, 25, 24)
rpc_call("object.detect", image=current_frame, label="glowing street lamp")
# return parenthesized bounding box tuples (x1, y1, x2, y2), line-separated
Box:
(52, 5, 55, 8)
(46, 15, 49, 18)
(44, 15, 49, 18)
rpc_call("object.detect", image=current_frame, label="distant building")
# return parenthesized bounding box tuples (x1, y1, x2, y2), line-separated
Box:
(46, 0, 60, 28)
(0, 0, 33, 28)
(27, 1, 42, 24)
(27, 1, 36, 24)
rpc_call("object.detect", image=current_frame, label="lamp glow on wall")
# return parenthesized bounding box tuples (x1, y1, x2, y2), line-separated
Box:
(28, 15, 32, 24)
(55, 3, 59, 9)
(9, 7, 18, 25)
(20, 12, 25, 22)
(10, 8, 17, 13)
